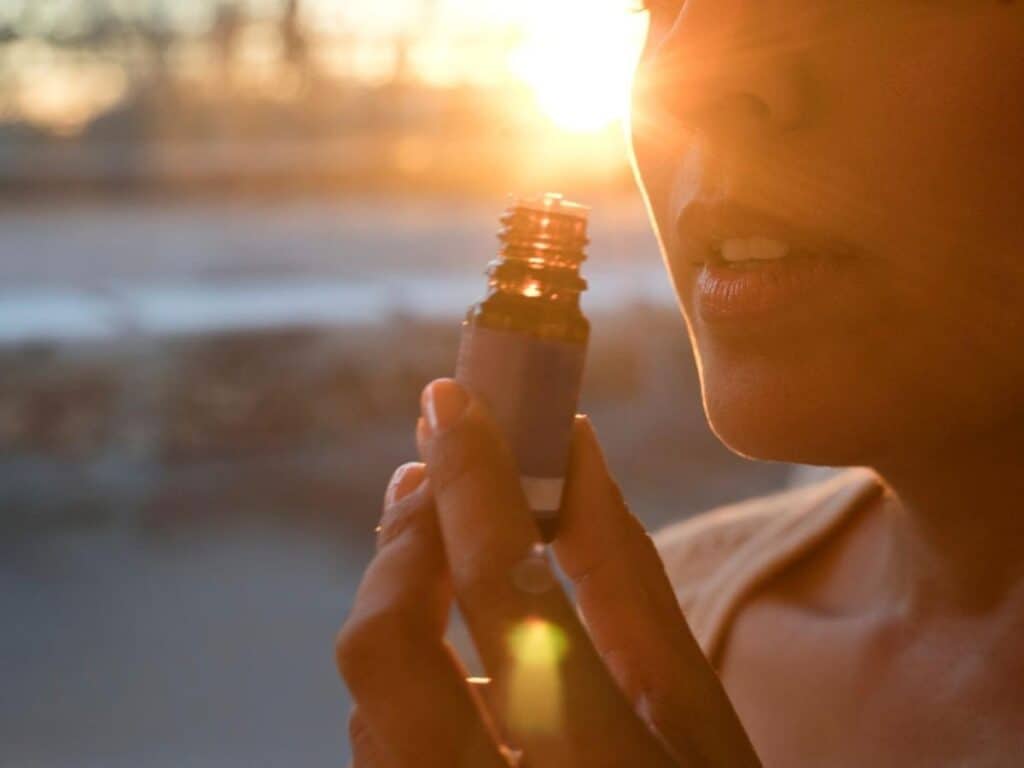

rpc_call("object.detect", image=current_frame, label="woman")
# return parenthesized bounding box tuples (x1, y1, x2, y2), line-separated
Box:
(337, 1, 1024, 765)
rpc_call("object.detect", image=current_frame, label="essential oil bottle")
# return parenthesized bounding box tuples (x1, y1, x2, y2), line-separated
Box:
(455, 193, 590, 542)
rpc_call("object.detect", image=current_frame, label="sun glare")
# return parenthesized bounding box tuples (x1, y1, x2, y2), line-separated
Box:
(508, 0, 649, 133)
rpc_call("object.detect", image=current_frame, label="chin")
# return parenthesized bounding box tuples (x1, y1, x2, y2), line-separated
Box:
(696, 350, 887, 468)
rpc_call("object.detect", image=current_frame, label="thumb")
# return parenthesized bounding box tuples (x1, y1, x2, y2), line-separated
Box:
(552, 416, 760, 767)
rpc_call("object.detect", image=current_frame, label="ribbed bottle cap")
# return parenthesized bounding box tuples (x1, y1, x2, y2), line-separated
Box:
(498, 193, 590, 268)
(516, 192, 589, 220)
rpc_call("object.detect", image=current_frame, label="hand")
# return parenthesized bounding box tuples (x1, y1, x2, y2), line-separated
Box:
(337, 379, 761, 767)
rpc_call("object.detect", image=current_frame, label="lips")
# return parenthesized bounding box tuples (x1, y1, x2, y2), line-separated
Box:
(673, 202, 859, 325)
(677, 202, 855, 265)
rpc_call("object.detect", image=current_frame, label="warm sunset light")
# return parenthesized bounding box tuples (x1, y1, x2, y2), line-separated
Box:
(0, 0, 654, 192)
(0, 0, 650, 143)
(508, 0, 649, 132)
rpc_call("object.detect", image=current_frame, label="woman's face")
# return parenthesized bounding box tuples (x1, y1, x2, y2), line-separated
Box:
(629, 1, 1024, 469)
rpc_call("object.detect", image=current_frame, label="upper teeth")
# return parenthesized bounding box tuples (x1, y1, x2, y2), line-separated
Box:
(720, 238, 789, 262)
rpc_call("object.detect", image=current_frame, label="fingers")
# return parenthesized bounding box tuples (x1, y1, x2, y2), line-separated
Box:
(415, 379, 585, 655)
(336, 464, 507, 768)
(349, 684, 505, 768)
(416, 379, 671, 764)
(555, 416, 760, 767)
(348, 707, 390, 768)
(375, 462, 429, 552)
(554, 416, 697, 697)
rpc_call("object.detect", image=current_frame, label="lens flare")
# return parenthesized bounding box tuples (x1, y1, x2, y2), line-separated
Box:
(505, 617, 569, 734)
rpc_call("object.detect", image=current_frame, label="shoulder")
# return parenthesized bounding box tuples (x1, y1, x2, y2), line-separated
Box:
(652, 468, 882, 660)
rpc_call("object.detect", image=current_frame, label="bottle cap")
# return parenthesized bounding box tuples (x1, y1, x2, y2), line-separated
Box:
(498, 193, 590, 269)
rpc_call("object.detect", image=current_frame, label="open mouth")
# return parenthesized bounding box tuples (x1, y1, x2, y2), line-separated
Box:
(678, 202, 854, 268)
(708, 236, 792, 267)
(674, 202, 859, 324)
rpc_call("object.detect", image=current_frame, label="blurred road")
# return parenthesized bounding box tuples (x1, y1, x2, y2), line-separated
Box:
(1, 525, 367, 767)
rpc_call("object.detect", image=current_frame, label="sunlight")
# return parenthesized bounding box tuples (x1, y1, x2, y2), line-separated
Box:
(507, 0, 648, 133)
(6, 42, 128, 135)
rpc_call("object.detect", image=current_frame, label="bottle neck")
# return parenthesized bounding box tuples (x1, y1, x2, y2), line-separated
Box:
(467, 194, 590, 343)
(484, 258, 584, 308)
(468, 263, 588, 342)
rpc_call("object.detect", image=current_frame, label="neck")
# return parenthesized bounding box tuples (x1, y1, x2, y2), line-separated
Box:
(874, 439, 1024, 618)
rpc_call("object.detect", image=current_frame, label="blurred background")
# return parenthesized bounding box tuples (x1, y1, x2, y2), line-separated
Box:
(0, 1, 794, 765)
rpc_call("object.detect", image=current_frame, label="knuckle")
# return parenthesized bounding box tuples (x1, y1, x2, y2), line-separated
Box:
(347, 709, 372, 750)
(640, 685, 705, 749)
(571, 546, 615, 588)
(429, 408, 515, 499)
(450, 543, 560, 629)
(599, 645, 647, 700)
(376, 493, 432, 550)
(641, 685, 675, 727)
(429, 423, 485, 492)
(335, 610, 402, 685)
(348, 708, 385, 767)
(449, 546, 506, 608)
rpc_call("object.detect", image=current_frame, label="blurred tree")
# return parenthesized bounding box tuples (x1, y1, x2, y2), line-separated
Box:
(280, 0, 308, 74)
(137, 4, 175, 86)
(391, 0, 439, 85)
(211, 2, 244, 85)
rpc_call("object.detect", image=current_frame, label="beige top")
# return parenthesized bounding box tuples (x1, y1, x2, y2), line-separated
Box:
(653, 468, 884, 667)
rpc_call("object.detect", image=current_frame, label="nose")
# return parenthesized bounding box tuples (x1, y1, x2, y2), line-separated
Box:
(632, 0, 813, 142)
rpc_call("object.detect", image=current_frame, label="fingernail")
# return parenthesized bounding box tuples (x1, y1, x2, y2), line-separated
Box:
(385, 462, 424, 508)
(421, 379, 468, 434)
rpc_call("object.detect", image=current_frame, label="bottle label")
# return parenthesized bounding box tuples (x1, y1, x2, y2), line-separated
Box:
(455, 324, 586, 528)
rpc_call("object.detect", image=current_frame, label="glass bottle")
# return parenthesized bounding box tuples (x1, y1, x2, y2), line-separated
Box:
(455, 193, 591, 542)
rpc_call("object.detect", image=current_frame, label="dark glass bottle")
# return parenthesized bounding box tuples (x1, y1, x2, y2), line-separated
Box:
(455, 194, 591, 542)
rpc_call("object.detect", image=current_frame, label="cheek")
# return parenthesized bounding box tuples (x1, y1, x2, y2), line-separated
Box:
(855, 13, 1024, 400)
(896, 52, 1023, 252)
(827, 10, 1024, 259)
(795, 9, 1024, 403)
